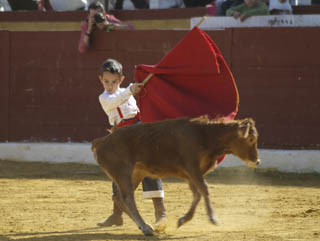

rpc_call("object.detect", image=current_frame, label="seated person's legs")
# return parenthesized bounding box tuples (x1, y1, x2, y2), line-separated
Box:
(220, 0, 234, 16)
(131, 0, 149, 9)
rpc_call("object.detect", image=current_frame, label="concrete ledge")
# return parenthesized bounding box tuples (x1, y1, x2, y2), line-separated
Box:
(192, 15, 320, 29)
(222, 149, 320, 173)
(0, 143, 319, 173)
(0, 143, 93, 164)
(126, 19, 189, 30)
(0, 21, 81, 31)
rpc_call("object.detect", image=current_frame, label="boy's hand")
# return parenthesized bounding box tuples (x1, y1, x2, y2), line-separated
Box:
(130, 83, 144, 95)
(232, 11, 241, 19)
(240, 14, 248, 22)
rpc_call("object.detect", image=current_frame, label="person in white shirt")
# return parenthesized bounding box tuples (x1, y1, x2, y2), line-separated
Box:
(96, 59, 167, 231)
(47, 0, 87, 11)
(269, 0, 292, 15)
(149, 0, 185, 9)
(0, 0, 11, 11)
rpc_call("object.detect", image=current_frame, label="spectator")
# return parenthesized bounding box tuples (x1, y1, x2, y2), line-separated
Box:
(183, 0, 212, 7)
(114, 0, 149, 9)
(41, 0, 87, 11)
(269, 0, 292, 15)
(205, 1, 217, 16)
(7, 0, 39, 10)
(149, 0, 185, 9)
(0, 0, 11, 11)
(219, 0, 244, 16)
(93, 12, 133, 30)
(226, 0, 269, 22)
(78, 1, 134, 53)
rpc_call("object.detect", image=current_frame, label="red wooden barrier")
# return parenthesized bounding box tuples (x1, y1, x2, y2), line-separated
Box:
(1, 28, 320, 149)
(231, 27, 320, 149)
(0, 7, 206, 22)
(0, 31, 10, 142)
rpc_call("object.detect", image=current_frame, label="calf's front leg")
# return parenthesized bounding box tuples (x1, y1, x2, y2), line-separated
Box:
(177, 182, 201, 228)
(195, 177, 218, 225)
(187, 168, 219, 225)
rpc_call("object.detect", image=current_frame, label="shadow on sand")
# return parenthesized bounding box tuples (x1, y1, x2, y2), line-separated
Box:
(1, 160, 319, 188)
(1, 227, 205, 241)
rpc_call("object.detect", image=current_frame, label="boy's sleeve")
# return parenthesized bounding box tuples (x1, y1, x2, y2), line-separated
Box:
(226, 3, 246, 16)
(99, 84, 133, 112)
(243, 3, 269, 17)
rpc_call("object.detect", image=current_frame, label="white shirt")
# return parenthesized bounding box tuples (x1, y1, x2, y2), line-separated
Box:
(269, 0, 292, 14)
(99, 85, 139, 126)
(0, 0, 11, 11)
(49, 0, 87, 11)
(149, 0, 185, 9)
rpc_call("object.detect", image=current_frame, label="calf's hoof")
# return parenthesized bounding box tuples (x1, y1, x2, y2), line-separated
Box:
(210, 216, 219, 226)
(97, 215, 123, 227)
(154, 217, 168, 232)
(177, 217, 186, 228)
(140, 223, 154, 236)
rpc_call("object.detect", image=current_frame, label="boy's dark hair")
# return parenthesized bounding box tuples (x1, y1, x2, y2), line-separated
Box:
(88, 1, 105, 11)
(101, 59, 123, 76)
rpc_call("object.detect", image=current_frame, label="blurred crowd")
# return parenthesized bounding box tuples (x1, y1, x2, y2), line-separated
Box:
(1, 0, 320, 24)
(0, 0, 216, 11)
(1, 0, 318, 12)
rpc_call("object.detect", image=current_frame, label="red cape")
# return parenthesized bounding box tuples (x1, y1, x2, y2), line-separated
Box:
(135, 27, 239, 123)
(135, 27, 239, 164)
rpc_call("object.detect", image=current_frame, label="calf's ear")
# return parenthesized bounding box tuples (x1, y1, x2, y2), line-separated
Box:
(238, 122, 250, 139)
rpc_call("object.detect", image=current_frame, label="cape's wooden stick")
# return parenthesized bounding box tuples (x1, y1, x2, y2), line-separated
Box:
(142, 73, 154, 86)
(196, 16, 206, 28)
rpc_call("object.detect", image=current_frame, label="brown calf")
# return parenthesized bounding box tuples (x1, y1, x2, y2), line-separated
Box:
(92, 116, 260, 236)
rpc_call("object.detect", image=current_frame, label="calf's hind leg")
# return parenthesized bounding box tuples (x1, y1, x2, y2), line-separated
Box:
(115, 175, 155, 236)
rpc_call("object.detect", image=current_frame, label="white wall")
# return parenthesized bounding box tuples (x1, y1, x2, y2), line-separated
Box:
(221, 149, 320, 173)
(0, 143, 93, 164)
(0, 143, 319, 173)
(191, 15, 320, 29)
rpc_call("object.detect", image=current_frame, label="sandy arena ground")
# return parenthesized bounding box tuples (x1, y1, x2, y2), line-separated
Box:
(0, 160, 319, 241)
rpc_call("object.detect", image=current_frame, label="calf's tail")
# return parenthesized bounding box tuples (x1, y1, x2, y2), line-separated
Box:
(91, 136, 106, 153)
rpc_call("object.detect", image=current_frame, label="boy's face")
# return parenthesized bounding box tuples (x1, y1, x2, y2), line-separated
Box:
(99, 72, 124, 94)
(244, 0, 257, 8)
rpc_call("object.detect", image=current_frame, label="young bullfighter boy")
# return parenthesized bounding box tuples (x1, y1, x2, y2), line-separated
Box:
(96, 58, 167, 230)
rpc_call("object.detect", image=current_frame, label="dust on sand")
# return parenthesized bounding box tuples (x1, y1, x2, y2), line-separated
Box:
(0, 160, 319, 241)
